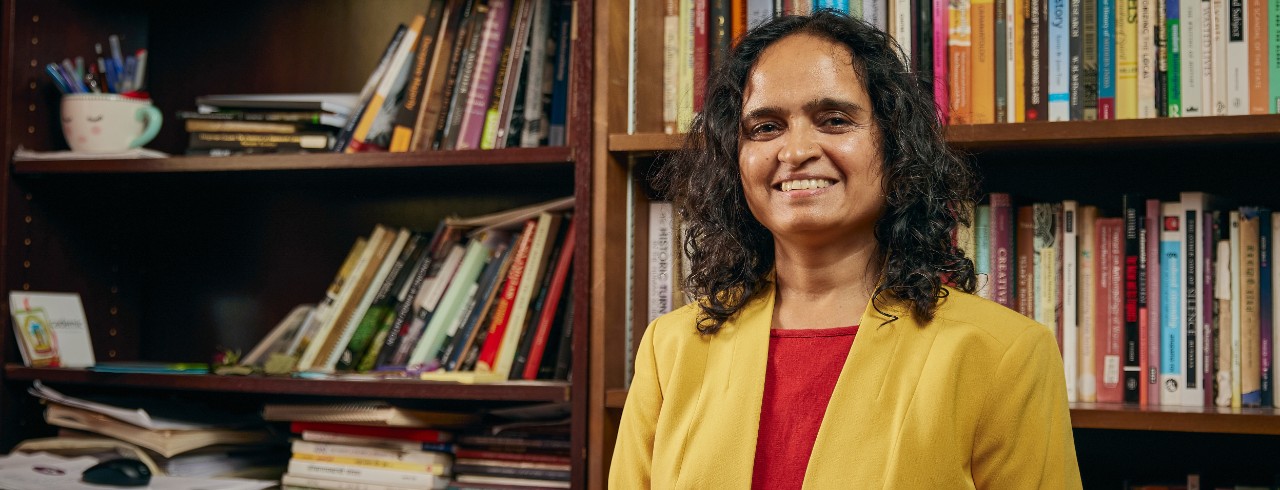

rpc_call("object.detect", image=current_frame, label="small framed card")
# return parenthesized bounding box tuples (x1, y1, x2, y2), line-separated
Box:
(9, 292, 95, 368)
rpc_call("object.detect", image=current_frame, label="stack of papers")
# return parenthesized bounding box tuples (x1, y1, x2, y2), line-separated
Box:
(0, 452, 275, 490)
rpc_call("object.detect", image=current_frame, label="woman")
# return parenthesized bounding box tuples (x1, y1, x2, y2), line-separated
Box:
(610, 11, 1081, 489)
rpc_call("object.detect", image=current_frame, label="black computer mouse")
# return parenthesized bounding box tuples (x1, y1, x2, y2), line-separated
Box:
(81, 458, 152, 486)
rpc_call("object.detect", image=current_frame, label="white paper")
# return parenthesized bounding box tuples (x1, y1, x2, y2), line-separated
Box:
(0, 452, 274, 490)
(29, 382, 220, 431)
(13, 146, 168, 160)
(10, 292, 95, 368)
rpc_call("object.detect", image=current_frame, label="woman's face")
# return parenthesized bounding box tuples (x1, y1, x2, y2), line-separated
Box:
(737, 33, 885, 245)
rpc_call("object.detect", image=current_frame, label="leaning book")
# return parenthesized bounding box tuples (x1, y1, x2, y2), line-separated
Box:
(9, 291, 94, 368)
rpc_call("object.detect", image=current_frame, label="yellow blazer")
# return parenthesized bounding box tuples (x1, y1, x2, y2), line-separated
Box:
(611, 284, 1081, 489)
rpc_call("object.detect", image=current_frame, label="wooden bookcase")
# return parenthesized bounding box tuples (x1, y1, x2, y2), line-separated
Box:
(0, 0, 595, 487)
(589, 2, 1280, 489)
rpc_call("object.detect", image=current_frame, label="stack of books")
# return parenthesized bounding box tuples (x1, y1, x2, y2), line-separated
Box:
(449, 425, 571, 489)
(180, 93, 356, 156)
(268, 402, 471, 490)
(241, 197, 577, 381)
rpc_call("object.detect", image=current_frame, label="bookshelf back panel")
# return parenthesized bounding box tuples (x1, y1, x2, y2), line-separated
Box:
(12, 0, 437, 154)
(14, 165, 574, 362)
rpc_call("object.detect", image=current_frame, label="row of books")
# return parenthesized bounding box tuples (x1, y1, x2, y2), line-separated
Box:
(178, 94, 356, 156)
(1130, 474, 1279, 489)
(241, 197, 576, 382)
(961, 192, 1279, 408)
(651, 0, 1280, 132)
(271, 402, 570, 489)
(339, 0, 573, 153)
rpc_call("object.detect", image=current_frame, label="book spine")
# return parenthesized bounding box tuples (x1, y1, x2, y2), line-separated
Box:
(291, 452, 447, 475)
(1248, 0, 1269, 113)
(453, 463, 570, 481)
(1226, 0, 1248, 114)
(291, 441, 447, 466)
(976, 205, 993, 299)
(545, 0, 572, 146)
(1212, 0, 1228, 114)
(550, 281, 575, 380)
(509, 233, 564, 379)
(1017, 206, 1036, 318)
(431, 4, 481, 150)
(188, 132, 334, 151)
(457, 0, 512, 150)
(287, 460, 443, 487)
(1168, 0, 1183, 115)
(895, 0, 915, 64)
(1161, 202, 1185, 403)
(1260, 210, 1273, 406)
(1100, 0, 1118, 117)
(1098, 217, 1126, 403)
(336, 26, 408, 152)
(1048, 0, 1071, 120)
(1230, 210, 1243, 407)
(710, 0, 731, 75)
(1079, 206, 1099, 402)
(391, 1, 447, 152)
(663, 0, 680, 134)
(1063, 201, 1080, 402)
(1033, 204, 1058, 330)
(1146, 199, 1163, 405)
(1013, 0, 1027, 121)
(1117, 0, 1140, 119)
(282, 474, 421, 490)
(520, 0, 553, 146)
(492, 214, 561, 376)
(936, 0, 952, 120)
(1156, 0, 1169, 116)
(1068, 0, 1083, 119)
(454, 449, 571, 465)
(1139, 0, 1158, 118)
(1203, 211, 1218, 407)
(974, 0, 997, 122)
(1273, 0, 1280, 112)
(442, 241, 513, 370)
(949, 0, 973, 123)
(476, 220, 538, 370)
(1240, 208, 1262, 406)
(481, 0, 529, 150)
(442, 5, 492, 150)
(1215, 227, 1233, 406)
(1123, 194, 1144, 403)
(991, 193, 1017, 309)
(694, 0, 709, 115)
(1182, 192, 1208, 406)
(348, 16, 426, 153)
(369, 248, 437, 371)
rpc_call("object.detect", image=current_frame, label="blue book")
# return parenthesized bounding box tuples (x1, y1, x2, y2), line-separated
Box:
(1160, 204, 1183, 398)
(1260, 209, 1273, 407)
(1048, 0, 1071, 120)
(546, 0, 573, 147)
(976, 205, 992, 283)
(1098, 0, 1116, 117)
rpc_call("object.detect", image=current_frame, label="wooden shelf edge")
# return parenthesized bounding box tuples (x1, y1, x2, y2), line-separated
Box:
(10, 146, 575, 174)
(5, 366, 570, 402)
(609, 115, 1280, 153)
(601, 389, 1280, 434)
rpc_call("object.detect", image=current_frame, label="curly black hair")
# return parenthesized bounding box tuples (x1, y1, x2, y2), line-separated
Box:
(656, 10, 977, 335)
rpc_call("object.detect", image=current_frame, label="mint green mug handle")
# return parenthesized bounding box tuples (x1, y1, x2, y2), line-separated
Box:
(130, 105, 162, 148)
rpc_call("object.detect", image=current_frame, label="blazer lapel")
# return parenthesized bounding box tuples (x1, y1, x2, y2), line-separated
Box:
(679, 284, 775, 488)
(803, 296, 942, 487)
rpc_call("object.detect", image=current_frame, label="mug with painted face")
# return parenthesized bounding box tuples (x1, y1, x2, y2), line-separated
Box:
(60, 94, 162, 153)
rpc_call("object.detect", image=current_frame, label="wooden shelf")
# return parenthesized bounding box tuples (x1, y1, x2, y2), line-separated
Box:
(603, 389, 1280, 435)
(6, 366, 570, 402)
(608, 114, 1280, 153)
(10, 147, 574, 174)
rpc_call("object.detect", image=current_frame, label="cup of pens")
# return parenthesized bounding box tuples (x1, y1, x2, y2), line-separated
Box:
(47, 36, 160, 153)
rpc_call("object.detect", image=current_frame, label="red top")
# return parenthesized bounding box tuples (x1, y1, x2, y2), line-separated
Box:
(751, 325, 859, 490)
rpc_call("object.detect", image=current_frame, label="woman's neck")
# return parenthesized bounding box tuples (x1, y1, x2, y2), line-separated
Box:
(771, 237, 882, 330)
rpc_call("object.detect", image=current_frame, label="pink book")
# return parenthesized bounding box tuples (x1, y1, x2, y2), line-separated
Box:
(1096, 218, 1125, 403)
(456, 0, 513, 150)
(1145, 199, 1162, 406)
(989, 193, 1016, 310)
(933, 0, 949, 121)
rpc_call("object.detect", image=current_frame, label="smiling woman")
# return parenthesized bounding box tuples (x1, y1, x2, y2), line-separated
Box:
(610, 10, 1082, 490)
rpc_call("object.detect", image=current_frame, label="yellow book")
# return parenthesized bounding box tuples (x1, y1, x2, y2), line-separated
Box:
(291, 452, 448, 475)
(346, 15, 427, 153)
(676, 0, 694, 133)
(1239, 209, 1261, 406)
(971, 0, 996, 123)
(1114, 0, 1138, 119)
(1012, 0, 1026, 122)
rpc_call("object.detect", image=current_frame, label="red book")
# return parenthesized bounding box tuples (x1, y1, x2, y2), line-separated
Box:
(476, 219, 538, 371)
(522, 218, 577, 379)
(1016, 206, 1036, 318)
(1095, 218, 1125, 403)
(289, 422, 451, 443)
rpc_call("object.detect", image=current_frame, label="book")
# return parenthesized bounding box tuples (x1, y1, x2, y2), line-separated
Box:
(290, 452, 448, 475)
(339, 232, 429, 371)
(9, 291, 94, 368)
(44, 403, 273, 458)
(456, 0, 514, 150)
(1078, 205, 1099, 402)
(521, 217, 576, 380)
(287, 459, 447, 487)
(281, 474, 423, 490)
(289, 422, 454, 444)
(453, 474, 569, 488)
(301, 430, 454, 453)
(176, 110, 346, 128)
(1239, 207, 1262, 406)
(183, 119, 333, 134)
(346, 14, 427, 153)
(195, 93, 359, 114)
(1096, 217, 1126, 403)
(389, 0, 448, 152)
(265, 402, 478, 428)
(291, 440, 451, 467)
(188, 132, 334, 151)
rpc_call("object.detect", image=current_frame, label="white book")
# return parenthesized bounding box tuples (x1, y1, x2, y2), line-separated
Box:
(677, 0, 696, 133)
(648, 202, 675, 323)
(1182, 0, 1206, 115)
(1180, 192, 1221, 407)
(286, 460, 446, 488)
(662, 7, 679, 134)
(1063, 201, 1080, 402)
(1226, 0, 1250, 114)
(894, 0, 913, 64)
(864, 0, 888, 30)
(1211, 0, 1229, 114)
(1078, 206, 1099, 402)
(1215, 238, 1234, 407)
(747, 0, 773, 28)
(1230, 210, 1243, 408)
(1160, 202, 1186, 404)
(282, 474, 432, 490)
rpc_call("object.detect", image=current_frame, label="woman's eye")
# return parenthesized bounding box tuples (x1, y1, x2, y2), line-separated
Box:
(822, 115, 851, 127)
(87, 115, 103, 122)
(750, 122, 781, 136)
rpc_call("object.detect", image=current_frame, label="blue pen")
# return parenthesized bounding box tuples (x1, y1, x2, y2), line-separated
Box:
(58, 63, 87, 93)
(103, 58, 117, 93)
(123, 56, 137, 93)
(44, 64, 70, 93)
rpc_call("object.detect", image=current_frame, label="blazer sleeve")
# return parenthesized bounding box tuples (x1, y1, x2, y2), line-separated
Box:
(609, 321, 662, 488)
(971, 325, 1082, 489)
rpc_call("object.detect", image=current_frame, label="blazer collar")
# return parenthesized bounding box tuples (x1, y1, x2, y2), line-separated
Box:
(693, 280, 938, 487)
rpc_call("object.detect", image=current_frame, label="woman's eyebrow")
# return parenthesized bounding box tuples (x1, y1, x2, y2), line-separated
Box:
(802, 97, 865, 115)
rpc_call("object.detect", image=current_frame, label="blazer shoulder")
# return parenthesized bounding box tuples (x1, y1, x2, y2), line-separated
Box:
(931, 287, 1053, 349)
(645, 302, 707, 348)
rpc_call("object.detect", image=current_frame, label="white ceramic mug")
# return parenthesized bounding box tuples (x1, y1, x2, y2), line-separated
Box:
(60, 94, 162, 153)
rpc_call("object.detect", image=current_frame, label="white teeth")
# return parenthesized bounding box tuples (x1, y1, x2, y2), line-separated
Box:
(779, 179, 834, 192)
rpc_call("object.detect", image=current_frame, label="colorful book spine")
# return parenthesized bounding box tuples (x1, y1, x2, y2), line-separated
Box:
(1260, 210, 1273, 406)
(996, 0, 1009, 121)
(1012, 0, 1026, 121)
(976, 205, 993, 299)
(1161, 202, 1184, 404)
(1017, 206, 1037, 318)
(991, 193, 1016, 310)
(974, 0, 997, 122)
(1240, 207, 1262, 406)
(545, 0, 572, 146)
(1082, 0, 1099, 118)
(1248, 0, 1269, 113)
(1026, 0, 1048, 120)
(936, 0, 952, 121)
(459, 0, 513, 149)
(1146, 199, 1163, 406)
(1181, 191, 1216, 406)
(1100, 0, 1118, 117)
(1123, 194, 1144, 403)
(1167, 0, 1183, 116)
(693, 0, 709, 114)
(1138, 0, 1158, 118)
(1068, 0, 1083, 119)
(1116, 0, 1140, 119)
(1048, 0, 1070, 120)
(1272, 0, 1280, 112)
(949, 0, 973, 123)
(1230, 210, 1243, 408)
(663, 0, 679, 134)
(1097, 217, 1126, 403)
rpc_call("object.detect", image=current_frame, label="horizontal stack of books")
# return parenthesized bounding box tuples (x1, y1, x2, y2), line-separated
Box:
(240, 197, 576, 381)
(268, 402, 470, 490)
(449, 430, 571, 489)
(180, 93, 356, 156)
